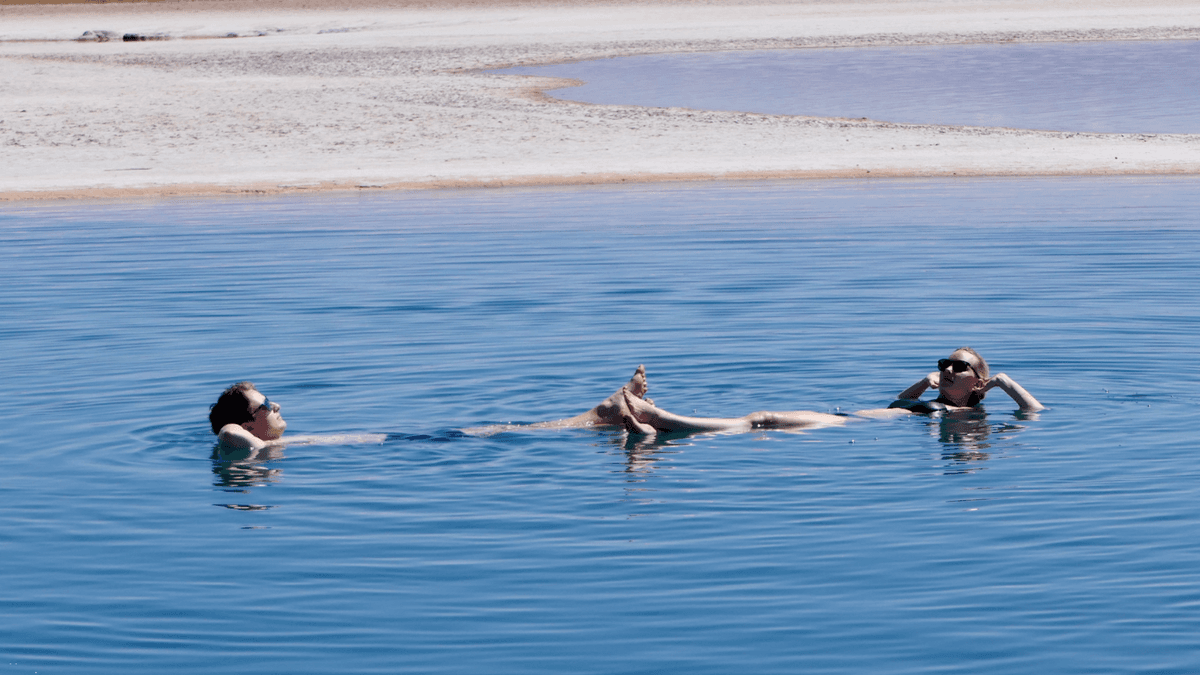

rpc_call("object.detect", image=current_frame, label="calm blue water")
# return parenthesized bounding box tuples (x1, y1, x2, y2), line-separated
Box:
(3, 177, 1200, 674)
(500, 41, 1200, 133)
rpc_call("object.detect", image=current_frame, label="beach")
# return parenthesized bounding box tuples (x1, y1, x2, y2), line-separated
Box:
(2, 0, 1199, 200)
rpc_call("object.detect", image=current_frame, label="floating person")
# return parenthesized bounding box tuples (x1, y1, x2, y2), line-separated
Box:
(617, 347, 1043, 436)
(209, 381, 384, 458)
(888, 346, 1043, 413)
(210, 366, 656, 450)
(210, 381, 287, 453)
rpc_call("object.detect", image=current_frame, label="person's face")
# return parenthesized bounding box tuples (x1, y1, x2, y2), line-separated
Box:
(937, 350, 984, 405)
(242, 388, 287, 440)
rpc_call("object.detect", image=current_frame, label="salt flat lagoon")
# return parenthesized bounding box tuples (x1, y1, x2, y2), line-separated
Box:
(502, 40, 1200, 133)
(3, 176, 1199, 673)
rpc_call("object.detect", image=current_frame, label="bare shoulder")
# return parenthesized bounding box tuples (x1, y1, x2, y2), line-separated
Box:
(217, 423, 266, 451)
(281, 433, 388, 445)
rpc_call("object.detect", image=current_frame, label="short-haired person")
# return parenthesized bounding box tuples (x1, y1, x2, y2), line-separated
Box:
(617, 348, 1043, 436)
(211, 366, 656, 446)
(209, 381, 287, 452)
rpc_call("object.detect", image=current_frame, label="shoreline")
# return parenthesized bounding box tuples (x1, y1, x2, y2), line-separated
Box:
(7, 165, 1200, 204)
(3, 0, 1200, 202)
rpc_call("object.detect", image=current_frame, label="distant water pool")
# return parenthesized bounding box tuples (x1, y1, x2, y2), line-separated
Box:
(499, 41, 1200, 133)
(3, 177, 1200, 674)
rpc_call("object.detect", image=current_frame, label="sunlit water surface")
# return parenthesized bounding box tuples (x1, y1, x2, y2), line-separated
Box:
(499, 41, 1200, 133)
(3, 177, 1200, 674)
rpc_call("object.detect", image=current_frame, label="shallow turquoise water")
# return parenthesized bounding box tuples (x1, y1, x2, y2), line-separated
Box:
(500, 41, 1200, 133)
(3, 177, 1200, 674)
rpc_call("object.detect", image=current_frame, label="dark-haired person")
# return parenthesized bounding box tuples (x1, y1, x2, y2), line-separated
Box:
(210, 382, 388, 460)
(210, 381, 287, 452)
(211, 365, 657, 447)
(617, 348, 1043, 435)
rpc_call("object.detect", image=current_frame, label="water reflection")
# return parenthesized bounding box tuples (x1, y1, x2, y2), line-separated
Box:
(931, 409, 992, 473)
(211, 444, 285, 490)
(215, 502, 276, 512)
(925, 409, 1034, 475)
(208, 432, 396, 495)
(607, 431, 687, 477)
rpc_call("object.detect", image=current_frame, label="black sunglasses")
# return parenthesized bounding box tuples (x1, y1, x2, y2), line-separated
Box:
(938, 359, 978, 375)
(252, 397, 273, 415)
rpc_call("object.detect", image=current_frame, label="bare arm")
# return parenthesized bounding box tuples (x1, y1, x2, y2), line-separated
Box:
(622, 390, 751, 433)
(621, 391, 844, 434)
(897, 372, 940, 400)
(215, 424, 284, 463)
(983, 373, 1044, 411)
(217, 424, 267, 452)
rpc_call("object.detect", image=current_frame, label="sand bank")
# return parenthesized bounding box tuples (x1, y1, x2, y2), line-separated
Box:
(2, 0, 1199, 200)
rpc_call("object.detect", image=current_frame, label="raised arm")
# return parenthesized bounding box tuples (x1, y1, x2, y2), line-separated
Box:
(897, 372, 940, 400)
(219, 422, 271, 454)
(982, 373, 1044, 411)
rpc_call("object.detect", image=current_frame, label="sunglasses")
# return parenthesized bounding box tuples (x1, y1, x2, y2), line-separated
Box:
(938, 359, 978, 376)
(252, 397, 274, 415)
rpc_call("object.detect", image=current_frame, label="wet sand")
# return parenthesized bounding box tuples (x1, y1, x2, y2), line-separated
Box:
(2, 0, 1199, 200)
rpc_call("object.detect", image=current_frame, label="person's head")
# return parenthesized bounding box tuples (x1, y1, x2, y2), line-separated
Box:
(937, 347, 990, 406)
(209, 381, 287, 439)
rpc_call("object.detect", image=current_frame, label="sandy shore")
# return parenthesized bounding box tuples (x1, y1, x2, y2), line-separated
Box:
(2, 0, 1199, 201)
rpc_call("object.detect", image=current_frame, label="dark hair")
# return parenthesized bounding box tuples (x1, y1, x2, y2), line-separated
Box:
(209, 381, 257, 434)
